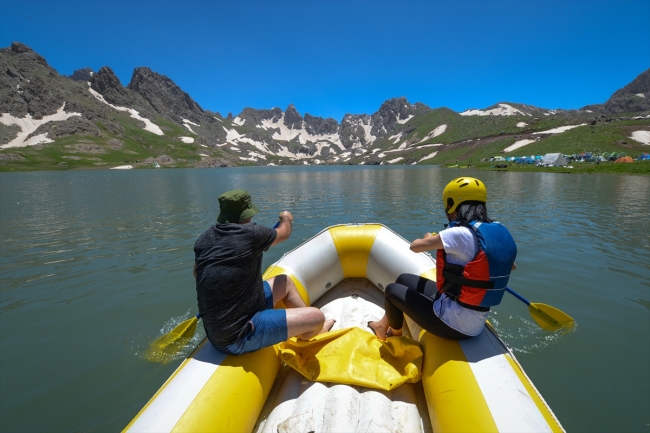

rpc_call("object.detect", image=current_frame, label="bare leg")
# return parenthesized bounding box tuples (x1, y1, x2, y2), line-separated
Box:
(269, 275, 335, 340)
(285, 308, 335, 340)
(268, 275, 306, 308)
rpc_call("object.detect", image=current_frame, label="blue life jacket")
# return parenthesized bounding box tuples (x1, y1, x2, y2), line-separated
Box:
(436, 220, 517, 310)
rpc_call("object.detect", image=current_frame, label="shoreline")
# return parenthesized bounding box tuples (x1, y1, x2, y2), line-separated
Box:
(1, 160, 649, 175)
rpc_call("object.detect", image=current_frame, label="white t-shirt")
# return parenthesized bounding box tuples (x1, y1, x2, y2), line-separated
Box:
(435, 226, 489, 336)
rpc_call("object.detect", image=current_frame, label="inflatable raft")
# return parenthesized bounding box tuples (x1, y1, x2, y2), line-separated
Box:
(124, 223, 565, 433)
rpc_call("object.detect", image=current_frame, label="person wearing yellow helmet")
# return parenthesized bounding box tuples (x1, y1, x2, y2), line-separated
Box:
(370, 177, 517, 340)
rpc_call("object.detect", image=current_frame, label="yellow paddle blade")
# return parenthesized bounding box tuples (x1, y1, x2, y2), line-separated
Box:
(145, 316, 198, 362)
(529, 303, 574, 331)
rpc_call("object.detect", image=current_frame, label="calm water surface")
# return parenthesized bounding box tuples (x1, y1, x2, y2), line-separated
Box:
(0, 166, 648, 432)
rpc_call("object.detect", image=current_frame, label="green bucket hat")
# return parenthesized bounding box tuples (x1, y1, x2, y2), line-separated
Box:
(217, 189, 259, 223)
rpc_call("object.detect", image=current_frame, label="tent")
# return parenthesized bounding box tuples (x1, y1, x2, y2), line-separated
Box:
(615, 156, 634, 163)
(541, 153, 568, 166)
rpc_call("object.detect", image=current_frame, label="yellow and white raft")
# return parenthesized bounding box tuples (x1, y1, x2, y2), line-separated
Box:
(124, 223, 565, 433)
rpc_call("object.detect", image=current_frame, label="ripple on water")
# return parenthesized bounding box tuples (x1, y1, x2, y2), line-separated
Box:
(489, 310, 576, 354)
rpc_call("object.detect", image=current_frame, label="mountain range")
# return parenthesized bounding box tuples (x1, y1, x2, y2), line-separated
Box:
(1, 41, 648, 170)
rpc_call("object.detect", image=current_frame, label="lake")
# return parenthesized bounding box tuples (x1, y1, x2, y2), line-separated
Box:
(0, 166, 648, 432)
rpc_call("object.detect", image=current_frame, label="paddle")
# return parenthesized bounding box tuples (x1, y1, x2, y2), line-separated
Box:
(147, 313, 201, 358)
(505, 287, 574, 331)
(145, 219, 283, 360)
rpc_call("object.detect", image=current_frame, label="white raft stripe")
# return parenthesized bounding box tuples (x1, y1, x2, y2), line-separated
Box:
(273, 229, 344, 304)
(126, 345, 227, 433)
(367, 227, 435, 287)
(460, 332, 552, 433)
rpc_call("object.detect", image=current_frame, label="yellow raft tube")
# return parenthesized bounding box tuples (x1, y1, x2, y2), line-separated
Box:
(124, 223, 565, 433)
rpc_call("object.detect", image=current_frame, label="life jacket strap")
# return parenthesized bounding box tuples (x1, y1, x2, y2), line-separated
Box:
(441, 269, 495, 289)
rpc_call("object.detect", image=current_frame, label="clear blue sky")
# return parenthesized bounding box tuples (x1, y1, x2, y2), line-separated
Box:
(1, 0, 648, 121)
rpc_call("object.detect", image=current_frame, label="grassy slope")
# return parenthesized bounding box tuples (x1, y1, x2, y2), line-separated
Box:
(413, 113, 650, 174)
(0, 112, 233, 171)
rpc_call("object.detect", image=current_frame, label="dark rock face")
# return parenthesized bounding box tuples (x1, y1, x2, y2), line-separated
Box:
(304, 113, 338, 135)
(0, 43, 64, 117)
(70, 67, 94, 82)
(283, 104, 303, 128)
(238, 107, 282, 125)
(370, 97, 429, 137)
(90, 66, 134, 107)
(582, 68, 650, 114)
(339, 114, 374, 149)
(127, 67, 203, 122)
(11, 42, 32, 53)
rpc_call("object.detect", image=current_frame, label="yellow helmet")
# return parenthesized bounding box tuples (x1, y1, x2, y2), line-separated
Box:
(442, 177, 487, 214)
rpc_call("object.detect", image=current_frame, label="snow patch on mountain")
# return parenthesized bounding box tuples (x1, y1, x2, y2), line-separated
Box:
(517, 122, 528, 127)
(222, 127, 274, 154)
(87, 85, 163, 135)
(635, 93, 646, 98)
(460, 104, 527, 117)
(630, 131, 650, 145)
(233, 116, 246, 126)
(415, 124, 447, 144)
(533, 124, 587, 134)
(389, 132, 403, 144)
(387, 157, 404, 164)
(504, 139, 536, 153)
(180, 136, 194, 143)
(413, 143, 443, 149)
(259, 114, 345, 150)
(0, 104, 81, 149)
(418, 151, 438, 162)
(181, 117, 199, 134)
(396, 114, 414, 124)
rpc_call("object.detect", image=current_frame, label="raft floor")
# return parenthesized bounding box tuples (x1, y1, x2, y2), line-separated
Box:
(254, 278, 433, 433)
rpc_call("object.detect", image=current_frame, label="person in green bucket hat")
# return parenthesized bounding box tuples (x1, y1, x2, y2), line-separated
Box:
(193, 189, 334, 355)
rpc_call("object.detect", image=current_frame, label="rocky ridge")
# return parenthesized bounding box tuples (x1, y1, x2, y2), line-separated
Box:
(1, 42, 649, 170)
(583, 69, 650, 114)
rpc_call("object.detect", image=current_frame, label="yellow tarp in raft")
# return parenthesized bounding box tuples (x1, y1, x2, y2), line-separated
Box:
(278, 327, 423, 391)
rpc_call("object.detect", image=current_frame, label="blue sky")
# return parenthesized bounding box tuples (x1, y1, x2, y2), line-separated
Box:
(1, 0, 648, 121)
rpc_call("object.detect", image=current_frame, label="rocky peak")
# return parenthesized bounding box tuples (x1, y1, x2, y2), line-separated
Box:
(0, 42, 65, 117)
(582, 68, 650, 114)
(5, 41, 50, 68)
(127, 67, 203, 122)
(70, 67, 94, 82)
(90, 66, 133, 107)
(619, 68, 650, 95)
(11, 42, 33, 53)
(237, 107, 283, 125)
(284, 104, 303, 128)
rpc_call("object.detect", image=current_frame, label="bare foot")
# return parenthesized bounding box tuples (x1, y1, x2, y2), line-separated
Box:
(368, 320, 389, 340)
(386, 327, 403, 338)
